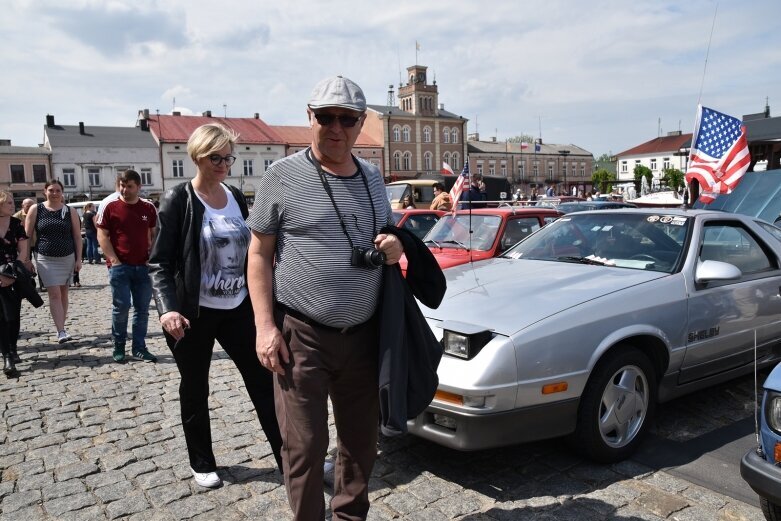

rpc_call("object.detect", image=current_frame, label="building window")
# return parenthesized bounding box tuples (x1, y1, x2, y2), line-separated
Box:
(621, 161, 628, 173)
(452, 153, 460, 171)
(562, 164, 567, 177)
(88, 168, 101, 187)
(443, 152, 451, 168)
(62, 168, 76, 187)
(580, 165, 585, 176)
(264, 159, 273, 172)
(533, 162, 539, 176)
(394, 151, 401, 170)
(243, 159, 254, 177)
(650, 159, 657, 171)
(548, 164, 554, 176)
(140, 168, 152, 185)
(33, 164, 47, 183)
(172, 160, 184, 178)
(424, 152, 433, 171)
(443, 127, 450, 144)
(634, 160, 641, 167)
(489, 162, 495, 176)
(451, 129, 458, 144)
(663, 157, 671, 170)
(477, 161, 483, 175)
(423, 126, 431, 143)
(402, 126, 411, 143)
(501, 161, 507, 176)
(10, 165, 24, 184)
(403, 152, 412, 171)
(392, 125, 401, 142)
(518, 162, 525, 178)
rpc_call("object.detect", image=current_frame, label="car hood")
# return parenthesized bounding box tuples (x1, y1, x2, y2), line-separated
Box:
(429, 248, 494, 269)
(421, 258, 669, 335)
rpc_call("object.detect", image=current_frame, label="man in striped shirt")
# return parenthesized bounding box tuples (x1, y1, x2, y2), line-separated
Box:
(247, 76, 403, 520)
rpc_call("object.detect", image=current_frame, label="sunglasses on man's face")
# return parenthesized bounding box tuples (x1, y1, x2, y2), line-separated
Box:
(208, 154, 236, 166)
(313, 113, 362, 128)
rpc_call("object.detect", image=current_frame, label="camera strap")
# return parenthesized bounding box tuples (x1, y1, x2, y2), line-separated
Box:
(305, 147, 377, 249)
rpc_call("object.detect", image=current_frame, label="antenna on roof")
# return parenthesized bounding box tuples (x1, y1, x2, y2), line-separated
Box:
(173, 97, 176, 113)
(223, 103, 227, 118)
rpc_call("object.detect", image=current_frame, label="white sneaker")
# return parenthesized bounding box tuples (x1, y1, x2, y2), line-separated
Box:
(57, 330, 71, 344)
(190, 468, 221, 488)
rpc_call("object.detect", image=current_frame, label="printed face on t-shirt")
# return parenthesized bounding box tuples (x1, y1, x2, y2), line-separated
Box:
(202, 215, 248, 297)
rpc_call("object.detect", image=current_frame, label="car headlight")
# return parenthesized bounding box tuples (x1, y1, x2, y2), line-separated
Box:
(441, 322, 493, 360)
(765, 391, 781, 434)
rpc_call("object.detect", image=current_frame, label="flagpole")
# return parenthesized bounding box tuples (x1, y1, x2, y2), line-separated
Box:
(697, 3, 718, 105)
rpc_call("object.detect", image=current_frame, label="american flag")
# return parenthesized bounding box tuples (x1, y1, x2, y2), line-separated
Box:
(448, 160, 470, 213)
(685, 105, 750, 204)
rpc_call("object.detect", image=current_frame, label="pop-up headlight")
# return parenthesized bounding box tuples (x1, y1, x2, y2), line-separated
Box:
(440, 321, 493, 360)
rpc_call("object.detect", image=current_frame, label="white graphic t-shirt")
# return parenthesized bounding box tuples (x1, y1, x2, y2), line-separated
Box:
(196, 187, 249, 309)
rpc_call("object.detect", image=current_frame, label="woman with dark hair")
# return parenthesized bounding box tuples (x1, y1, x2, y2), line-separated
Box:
(82, 202, 100, 264)
(24, 180, 82, 343)
(0, 191, 31, 376)
(149, 123, 282, 489)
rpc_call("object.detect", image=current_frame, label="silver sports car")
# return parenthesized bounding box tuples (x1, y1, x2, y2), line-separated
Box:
(409, 208, 781, 462)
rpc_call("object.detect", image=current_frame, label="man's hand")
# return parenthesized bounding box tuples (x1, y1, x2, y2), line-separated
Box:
(160, 311, 190, 341)
(374, 233, 403, 265)
(256, 327, 289, 375)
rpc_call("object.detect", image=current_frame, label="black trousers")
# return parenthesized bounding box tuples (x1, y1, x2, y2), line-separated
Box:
(0, 287, 21, 356)
(165, 297, 283, 473)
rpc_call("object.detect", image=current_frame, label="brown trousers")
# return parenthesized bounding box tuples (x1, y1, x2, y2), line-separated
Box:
(275, 309, 379, 521)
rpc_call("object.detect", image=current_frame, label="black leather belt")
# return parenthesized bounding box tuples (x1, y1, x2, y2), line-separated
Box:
(277, 304, 367, 335)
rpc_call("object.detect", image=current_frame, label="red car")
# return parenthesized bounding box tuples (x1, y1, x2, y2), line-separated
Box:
(392, 209, 445, 240)
(399, 207, 561, 273)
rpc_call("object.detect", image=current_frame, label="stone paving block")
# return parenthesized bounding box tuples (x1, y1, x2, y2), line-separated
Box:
(190, 507, 247, 521)
(0, 440, 27, 457)
(165, 493, 218, 520)
(680, 482, 729, 510)
(42, 478, 87, 500)
(85, 469, 126, 488)
(8, 428, 44, 443)
(136, 469, 177, 490)
(122, 459, 158, 479)
(54, 461, 100, 481)
(0, 480, 15, 499)
(101, 451, 137, 471)
(383, 489, 428, 516)
(0, 504, 48, 521)
(2, 458, 45, 481)
(148, 481, 193, 508)
(93, 479, 135, 502)
(643, 470, 691, 494)
(718, 501, 764, 520)
(56, 505, 107, 521)
(636, 488, 691, 518)
(0, 489, 42, 513)
(104, 494, 151, 519)
(43, 491, 97, 516)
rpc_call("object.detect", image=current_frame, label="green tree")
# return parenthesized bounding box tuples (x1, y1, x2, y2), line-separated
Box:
(633, 165, 653, 191)
(662, 168, 684, 191)
(507, 134, 537, 144)
(592, 168, 617, 194)
(595, 153, 613, 163)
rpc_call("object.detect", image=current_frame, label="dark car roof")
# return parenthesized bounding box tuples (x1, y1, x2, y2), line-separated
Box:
(558, 201, 638, 214)
(452, 207, 561, 217)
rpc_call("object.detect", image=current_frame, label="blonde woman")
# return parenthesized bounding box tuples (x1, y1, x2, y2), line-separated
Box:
(149, 123, 282, 488)
(24, 180, 82, 343)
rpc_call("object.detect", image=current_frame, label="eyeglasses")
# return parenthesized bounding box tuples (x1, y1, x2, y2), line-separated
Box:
(313, 113, 362, 128)
(208, 154, 236, 166)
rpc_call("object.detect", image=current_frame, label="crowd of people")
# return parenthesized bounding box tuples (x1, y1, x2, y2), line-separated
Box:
(6, 75, 433, 521)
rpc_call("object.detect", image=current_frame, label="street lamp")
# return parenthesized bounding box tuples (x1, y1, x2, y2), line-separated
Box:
(558, 149, 570, 194)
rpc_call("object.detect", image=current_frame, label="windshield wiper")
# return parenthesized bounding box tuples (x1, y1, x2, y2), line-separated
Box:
(441, 239, 468, 250)
(556, 255, 613, 266)
(424, 239, 442, 248)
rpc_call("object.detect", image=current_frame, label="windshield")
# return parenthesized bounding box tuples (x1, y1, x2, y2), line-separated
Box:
(392, 211, 403, 225)
(386, 185, 410, 202)
(503, 212, 689, 273)
(424, 214, 502, 251)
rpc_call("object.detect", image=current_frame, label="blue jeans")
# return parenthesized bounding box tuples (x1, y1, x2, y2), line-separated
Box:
(85, 231, 99, 262)
(109, 264, 151, 352)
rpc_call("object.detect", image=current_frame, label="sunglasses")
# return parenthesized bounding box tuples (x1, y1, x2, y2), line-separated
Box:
(313, 113, 362, 128)
(208, 154, 236, 166)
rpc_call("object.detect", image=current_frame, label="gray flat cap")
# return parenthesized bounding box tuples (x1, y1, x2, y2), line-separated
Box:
(307, 75, 366, 112)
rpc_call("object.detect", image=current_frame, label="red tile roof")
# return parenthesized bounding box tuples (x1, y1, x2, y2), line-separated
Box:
(270, 125, 382, 148)
(148, 114, 285, 144)
(615, 133, 692, 157)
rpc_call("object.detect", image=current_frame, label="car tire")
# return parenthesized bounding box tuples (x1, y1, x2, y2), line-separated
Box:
(761, 496, 781, 521)
(572, 345, 657, 463)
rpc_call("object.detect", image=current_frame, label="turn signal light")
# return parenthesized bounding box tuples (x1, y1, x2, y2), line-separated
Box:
(774, 442, 781, 464)
(542, 382, 569, 395)
(435, 390, 463, 405)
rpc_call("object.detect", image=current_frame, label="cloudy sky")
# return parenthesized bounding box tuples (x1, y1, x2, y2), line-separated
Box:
(3, 0, 779, 156)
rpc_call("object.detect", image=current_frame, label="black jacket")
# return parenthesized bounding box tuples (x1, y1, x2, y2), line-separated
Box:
(149, 182, 249, 321)
(0, 260, 43, 309)
(378, 225, 446, 436)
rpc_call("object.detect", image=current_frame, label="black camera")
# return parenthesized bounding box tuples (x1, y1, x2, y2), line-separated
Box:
(351, 246, 386, 269)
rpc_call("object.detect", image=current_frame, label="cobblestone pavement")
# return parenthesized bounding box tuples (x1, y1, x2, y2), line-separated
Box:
(0, 264, 766, 520)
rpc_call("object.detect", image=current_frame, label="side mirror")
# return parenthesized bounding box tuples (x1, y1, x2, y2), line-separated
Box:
(695, 260, 742, 283)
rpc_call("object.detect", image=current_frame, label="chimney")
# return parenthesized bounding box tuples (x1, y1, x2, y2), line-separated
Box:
(46, 115, 55, 127)
(491, 137, 497, 143)
(203, 110, 212, 117)
(439, 103, 444, 110)
(143, 108, 150, 119)
(79, 122, 85, 135)
(666, 130, 682, 136)
(173, 111, 181, 116)
(140, 119, 149, 131)
(0, 139, 10, 146)
(254, 113, 259, 119)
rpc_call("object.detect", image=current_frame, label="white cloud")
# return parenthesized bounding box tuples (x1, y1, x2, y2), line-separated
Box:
(2, 0, 780, 156)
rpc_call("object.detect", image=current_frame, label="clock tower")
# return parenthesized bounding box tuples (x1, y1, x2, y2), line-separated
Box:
(397, 65, 438, 116)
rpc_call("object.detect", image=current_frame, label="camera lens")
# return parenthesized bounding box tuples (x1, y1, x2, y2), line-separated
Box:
(365, 249, 387, 268)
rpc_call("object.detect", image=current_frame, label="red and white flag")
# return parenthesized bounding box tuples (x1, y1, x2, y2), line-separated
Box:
(448, 160, 470, 214)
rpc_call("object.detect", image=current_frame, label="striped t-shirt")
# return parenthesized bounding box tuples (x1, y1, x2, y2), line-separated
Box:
(246, 149, 392, 328)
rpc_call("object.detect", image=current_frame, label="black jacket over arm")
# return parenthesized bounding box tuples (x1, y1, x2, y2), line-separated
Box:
(378, 225, 446, 436)
(148, 182, 249, 321)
